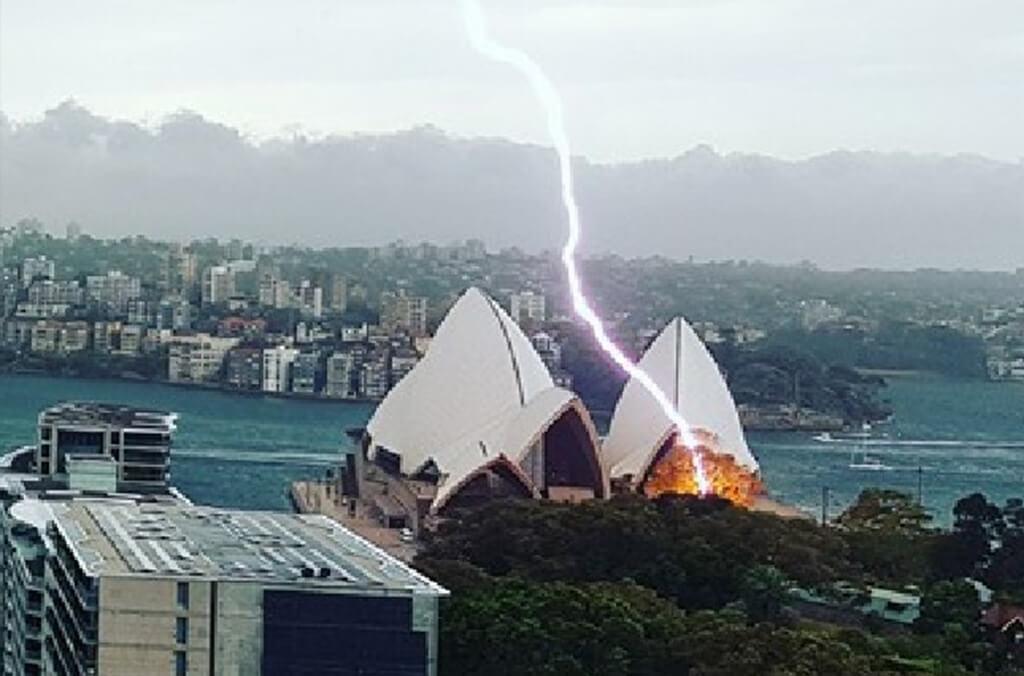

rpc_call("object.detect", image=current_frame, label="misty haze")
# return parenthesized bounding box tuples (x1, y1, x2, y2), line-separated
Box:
(2, 101, 1022, 270)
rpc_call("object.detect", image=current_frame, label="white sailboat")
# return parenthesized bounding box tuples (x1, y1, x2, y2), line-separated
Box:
(848, 449, 892, 471)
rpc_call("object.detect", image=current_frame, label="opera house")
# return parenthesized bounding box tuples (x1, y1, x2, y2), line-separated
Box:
(350, 289, 764, 535)
(358, 288, 607, 533)
(603, 317, 763, 506)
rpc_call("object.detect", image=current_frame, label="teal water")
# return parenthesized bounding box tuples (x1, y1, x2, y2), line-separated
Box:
(752, 375, 1024, 523)
(0, 373, 1021, 523)
(0, 374, 373, 510)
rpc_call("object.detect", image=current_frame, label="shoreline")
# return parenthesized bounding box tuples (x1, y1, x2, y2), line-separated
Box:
(0, 367, 381, 406)
(0, 370, 888, 432)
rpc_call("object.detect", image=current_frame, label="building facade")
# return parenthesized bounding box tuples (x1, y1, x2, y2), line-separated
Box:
(167, 335, 239, 384)
(35, 402, 177, 492)
(85, 271, 141, 315)
(380, 291, 428, 337)
(325, 351, 360, 399)
(20, 257, 54, 288)
(224, 348, 263, 391)
(0, 496, 446, 676)
(510, 291, 546, 326)
(262, 346, 299, 393)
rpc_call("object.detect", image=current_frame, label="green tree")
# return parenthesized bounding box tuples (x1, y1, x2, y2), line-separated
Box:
(837, 489, 936, 585)
(838, 489, 932, 535)
(739, 565, 790, 623)
(916, 580, 982, 634)
(439, 579, 689, 676)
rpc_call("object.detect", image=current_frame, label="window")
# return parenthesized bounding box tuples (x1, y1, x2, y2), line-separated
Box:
(174, 650, 187, 676)
(176, 617, 188, 645)
(176, 582, 189, 610)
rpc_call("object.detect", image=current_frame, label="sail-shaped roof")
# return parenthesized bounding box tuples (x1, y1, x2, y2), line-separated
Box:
(367, 288, 604, 510)
(603, 317, 758, 480)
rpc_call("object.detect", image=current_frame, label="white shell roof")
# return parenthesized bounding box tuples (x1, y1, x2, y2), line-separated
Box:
(367, 288, 599, 510)
(603, 317, 758, 479)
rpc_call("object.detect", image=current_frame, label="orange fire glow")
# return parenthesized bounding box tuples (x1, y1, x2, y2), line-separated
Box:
(643, 431, 764, 507)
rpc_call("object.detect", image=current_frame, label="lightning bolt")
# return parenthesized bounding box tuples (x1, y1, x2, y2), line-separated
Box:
(460, 0, 711, 496)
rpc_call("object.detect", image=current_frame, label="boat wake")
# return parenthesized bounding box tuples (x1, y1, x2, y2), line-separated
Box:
(172, 448, 338, 467)
(814, 436, 1024, 449)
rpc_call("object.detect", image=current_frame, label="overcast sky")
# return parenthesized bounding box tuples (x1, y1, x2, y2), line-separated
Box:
(2, 0, 1022, 162)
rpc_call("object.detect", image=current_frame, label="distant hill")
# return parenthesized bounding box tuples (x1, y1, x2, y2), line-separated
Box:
(2, 101, 1021, 269)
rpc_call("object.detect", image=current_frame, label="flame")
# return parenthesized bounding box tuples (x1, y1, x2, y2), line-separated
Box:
(643, 431, 764, 508)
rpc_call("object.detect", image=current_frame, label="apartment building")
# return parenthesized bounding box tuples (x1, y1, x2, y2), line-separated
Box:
(0, 500, 446, 676)
(35, 402, 177, 492)
(167, 334, 239, 384)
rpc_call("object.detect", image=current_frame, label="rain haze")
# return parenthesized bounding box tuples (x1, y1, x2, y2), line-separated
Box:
(1, 0, 1022, 268)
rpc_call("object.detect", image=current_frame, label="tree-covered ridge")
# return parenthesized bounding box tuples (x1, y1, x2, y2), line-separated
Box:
(767, 323, 990, 379)
(416, 493, 1024, 675)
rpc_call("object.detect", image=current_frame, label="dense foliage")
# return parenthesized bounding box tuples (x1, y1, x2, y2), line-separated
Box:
(715, 343, 892, 424)
(769, 322, 989, 378)
(417, 493, 1024, 676)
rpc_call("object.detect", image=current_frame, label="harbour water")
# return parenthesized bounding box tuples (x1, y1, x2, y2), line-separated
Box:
(0, 374, 372, 510)
(0, 373, 1021, 523)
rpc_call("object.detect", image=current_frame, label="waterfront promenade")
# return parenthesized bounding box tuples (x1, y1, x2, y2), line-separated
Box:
(290, 478, 419, 562)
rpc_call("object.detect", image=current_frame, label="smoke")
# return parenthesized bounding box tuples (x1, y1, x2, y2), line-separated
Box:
(459, 0, 710, 494)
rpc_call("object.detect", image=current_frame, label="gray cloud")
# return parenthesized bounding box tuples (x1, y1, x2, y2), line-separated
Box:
(2, 102, 1021, 270)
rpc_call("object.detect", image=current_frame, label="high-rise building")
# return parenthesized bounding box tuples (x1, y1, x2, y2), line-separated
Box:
(0, 499, 446, 676)
(510, 290, 546, 326)
(86, 271, 141, 315)
(290, 351, 320, 394)
(227, 259, 258, 298)
(126, 298, 151, 326)
(202, 265, 233, 305)
(29, 321, 89, 354)
(389, 349, 419, 387)
(380, 290, 428, 337)
(26, 279, 82, 307)
(158, 297, 192, 332)
(360, 356, 390, 400)
(167, 334, 239, 383)
(227, 237, 245, 260)
(59, 321, 89, 353)
(35, 402, 177, 492)
(117, 324, 145, 355)
(20, 257, 54, 289)
(258, 276, 292, 309)
(329, 276, 348, 314)
(0, 499, 49, 676)
(296, 280, 323, 319)
(164, 245, 197, 294)
(29, 321, 60, 354)
(262, 346, 299, 393)
(224, 347, 263, 390)
(325, 351, 361, 399)
(93, 320, 122, 353)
